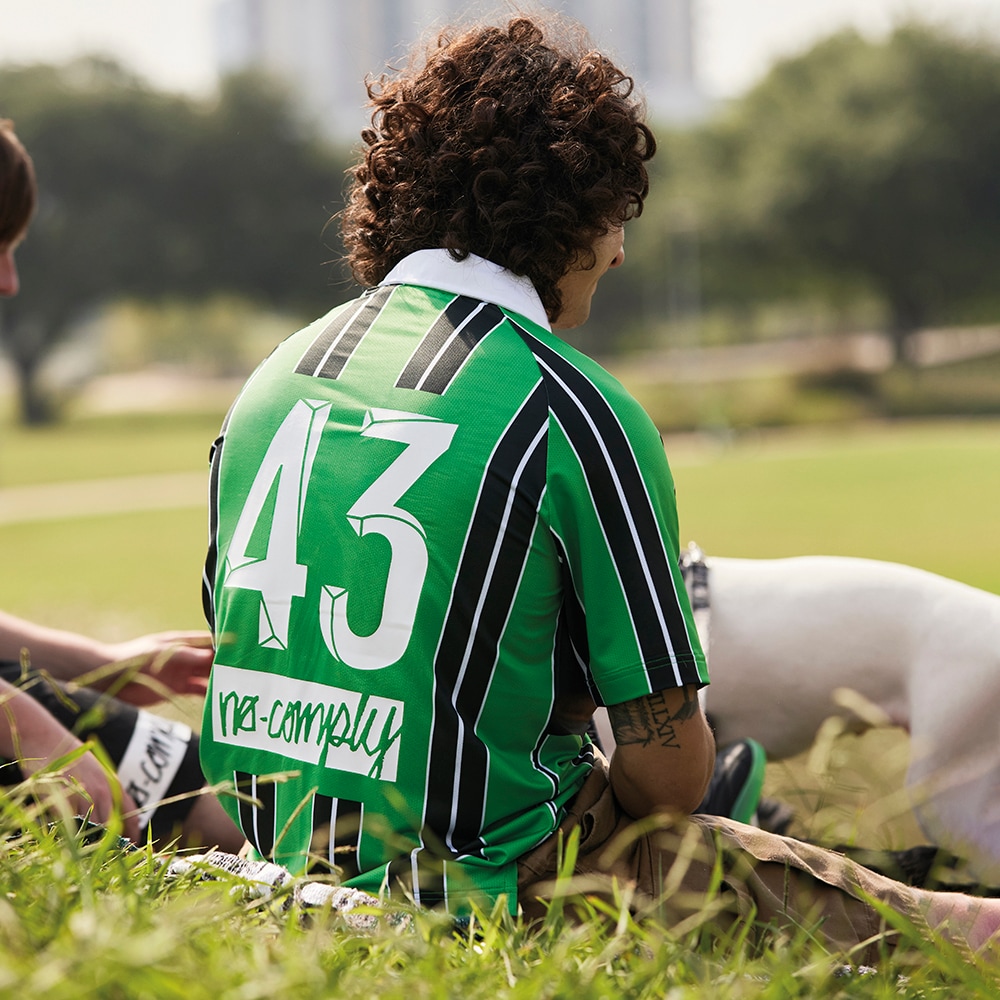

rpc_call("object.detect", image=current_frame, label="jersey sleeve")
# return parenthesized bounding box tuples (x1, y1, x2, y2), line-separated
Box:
(541, 354, 708, 708)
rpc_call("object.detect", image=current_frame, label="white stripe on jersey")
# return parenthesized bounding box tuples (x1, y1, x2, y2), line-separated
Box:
(444, 419, 549, 852)
(537, 352, 688, 687)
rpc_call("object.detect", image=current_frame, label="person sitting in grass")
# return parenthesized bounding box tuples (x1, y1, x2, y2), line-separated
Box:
(199, 14, 1000, 957)
(0, 118, 242, 852)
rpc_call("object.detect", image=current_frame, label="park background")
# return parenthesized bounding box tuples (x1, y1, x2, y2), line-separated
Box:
(1, 2, 1000, 994)
(1, 0, 999, 851)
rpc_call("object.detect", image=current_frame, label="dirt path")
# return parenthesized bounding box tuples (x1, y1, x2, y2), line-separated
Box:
(0, 471, 207, 525)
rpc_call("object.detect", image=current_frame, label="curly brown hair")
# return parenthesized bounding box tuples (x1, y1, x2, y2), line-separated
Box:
(342, 15, 655, 323)
(0, 119, 36, 247)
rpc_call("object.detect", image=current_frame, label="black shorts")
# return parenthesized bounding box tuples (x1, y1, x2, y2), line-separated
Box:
(0, 661, 205, 840)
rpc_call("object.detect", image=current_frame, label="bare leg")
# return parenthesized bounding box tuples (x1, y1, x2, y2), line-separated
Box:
(918, 888, 1000, 953)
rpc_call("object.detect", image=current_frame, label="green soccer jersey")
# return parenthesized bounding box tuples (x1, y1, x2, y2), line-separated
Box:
(201, 250, 708, 913)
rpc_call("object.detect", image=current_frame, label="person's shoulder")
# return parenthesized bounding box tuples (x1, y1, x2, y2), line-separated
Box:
(511, 322, 648, 418)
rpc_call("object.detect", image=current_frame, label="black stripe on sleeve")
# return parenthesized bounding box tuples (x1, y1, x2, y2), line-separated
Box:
(422, 383, 549, 856)
(516, 327, 700, 691)
(396, 297, 505, 394)
(294, 287, 394, 380)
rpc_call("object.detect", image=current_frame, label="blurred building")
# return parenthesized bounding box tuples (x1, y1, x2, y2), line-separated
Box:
(213, 0, 706, 144)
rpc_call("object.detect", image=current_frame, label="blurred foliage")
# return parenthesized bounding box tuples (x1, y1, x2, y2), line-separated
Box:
(5, 23, 1000, 425)
(0, 59, 352, 423)
(100, 297, 293, 377)
(614, 347, 1000, 435)
(629, 22, 1000, 363)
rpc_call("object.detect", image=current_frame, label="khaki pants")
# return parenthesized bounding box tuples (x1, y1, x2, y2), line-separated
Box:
(518, 752, 924, 963)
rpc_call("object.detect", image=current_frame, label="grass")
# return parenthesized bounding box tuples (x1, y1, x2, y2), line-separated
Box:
(0, 508, 209, 637)
(0, 410, 216, 635)
(1, 407, 1000, 993)
(2, 802, 998, 999)
(0, 411, 221, 488)
(668, 418, 1000, 593)
(2, 804, 999, 999)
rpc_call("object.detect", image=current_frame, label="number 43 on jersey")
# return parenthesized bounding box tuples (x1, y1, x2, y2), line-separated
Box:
(223, 400, 457, 671)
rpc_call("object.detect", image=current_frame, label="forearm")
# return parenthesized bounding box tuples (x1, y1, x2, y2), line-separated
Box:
(0, 612, 214, 705)
(0, 678, 79, 766)
(607, 685, 715, 819)
(0, 677, 140, 839)
(0, 609, 112, 681)
(609, 723, 715, 818)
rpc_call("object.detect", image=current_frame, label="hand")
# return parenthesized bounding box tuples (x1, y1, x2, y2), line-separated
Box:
(91, 631, 215, 707)
(50, 745, 142, 842)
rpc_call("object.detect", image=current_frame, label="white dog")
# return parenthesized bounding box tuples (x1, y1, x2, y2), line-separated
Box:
(680, 551, 1000, 882)
(592, 550, 1000, 879)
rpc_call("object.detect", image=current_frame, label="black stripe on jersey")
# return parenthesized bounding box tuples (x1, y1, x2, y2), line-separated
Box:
(395, 297, 505, 394)
(310, 795, 362, 879)
(515, 327, 700, 691)
(395, 295, 477, 388)
(235, 771, 254, 844)
(202, 366, 270, 631)
(294, 286, 394, 380)
(423, 383, 549, 856)
(531, 553, 593, 807)
(235, 771, 276, 859)
(311, 792, 335, 869)
(575, 741, 596, 768)
(385, 853, 447, 908)
(202, 433, 224, 632)
(550, 532, 596, 709)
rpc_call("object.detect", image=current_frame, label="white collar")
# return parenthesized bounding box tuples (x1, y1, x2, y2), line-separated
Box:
(380, 249, 551, 331)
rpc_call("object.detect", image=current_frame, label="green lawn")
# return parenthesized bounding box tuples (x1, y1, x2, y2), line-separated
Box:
(668, 418, 1000, 594)
(0, 507, 210, 636)
(0, 410, 222, 487)
(0, 411, 219, 635)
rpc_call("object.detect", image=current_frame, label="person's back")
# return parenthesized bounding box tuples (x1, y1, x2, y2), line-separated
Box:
(199, 14, 1000, 958)
(202, 249, 704, 908)
(199, 15, 713, 912)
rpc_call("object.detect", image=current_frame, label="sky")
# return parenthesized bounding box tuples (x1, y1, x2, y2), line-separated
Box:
(0, 0, 998, 101)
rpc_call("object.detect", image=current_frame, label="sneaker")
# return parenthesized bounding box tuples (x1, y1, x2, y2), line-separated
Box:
(756, 797, 795, 836)
(696, 738, 766, 824)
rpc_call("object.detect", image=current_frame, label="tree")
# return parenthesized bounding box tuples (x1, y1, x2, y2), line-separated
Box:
(151, 70, 351, 310)
(671, 23, 1000, 362)
(0, 60, 349, 423)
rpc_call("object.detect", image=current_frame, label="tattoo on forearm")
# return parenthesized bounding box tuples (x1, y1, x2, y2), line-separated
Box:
(607, 688, 699, 749)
